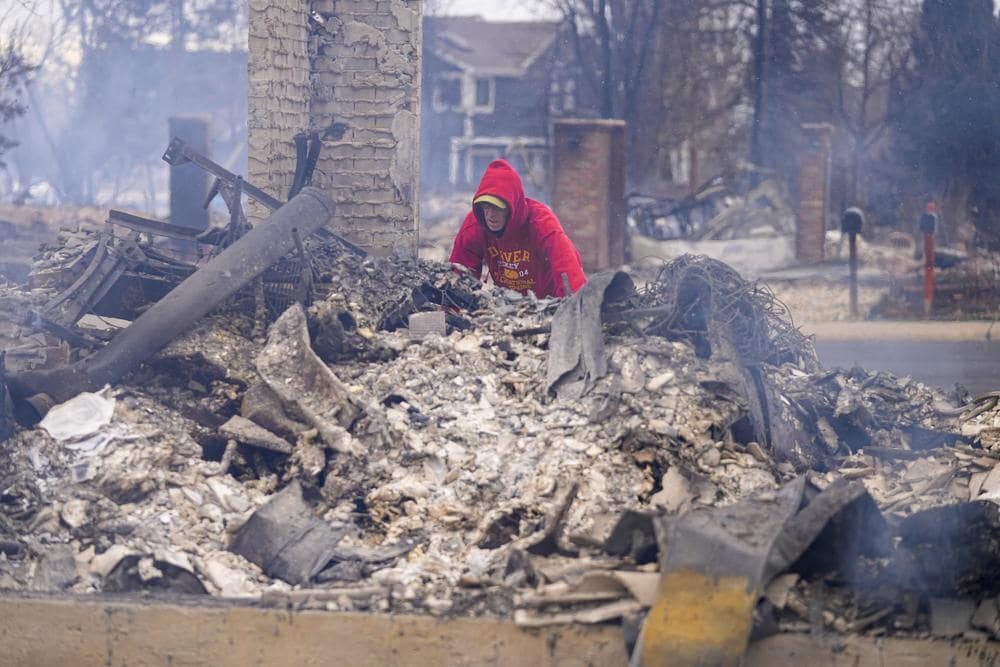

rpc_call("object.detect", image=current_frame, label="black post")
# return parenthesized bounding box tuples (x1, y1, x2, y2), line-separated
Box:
(168, 115, 211, 230)
(841, 207, 864, 317)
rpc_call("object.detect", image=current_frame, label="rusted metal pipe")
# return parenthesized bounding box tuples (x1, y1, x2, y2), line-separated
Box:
(8, 187, 336, 406)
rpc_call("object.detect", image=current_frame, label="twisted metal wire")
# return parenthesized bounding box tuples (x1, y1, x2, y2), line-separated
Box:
(638, 255, 818, 369)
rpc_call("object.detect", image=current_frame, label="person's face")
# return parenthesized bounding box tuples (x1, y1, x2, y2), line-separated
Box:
(481, 203, 509, 233)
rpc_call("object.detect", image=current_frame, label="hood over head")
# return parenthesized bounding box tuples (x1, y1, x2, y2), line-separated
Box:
(472, 159, 528, 234)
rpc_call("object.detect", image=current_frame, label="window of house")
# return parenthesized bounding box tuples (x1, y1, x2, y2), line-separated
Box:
(669, 139, 692, 186)
(548, 80, 561, 114)
(563, 79, 576, 111)
(472, 78, 494, 111)
(466, 148, 501, 185)
(549, 78, 576, 114)
(433, 77, 462, 112)
(509, 148, 547, 190)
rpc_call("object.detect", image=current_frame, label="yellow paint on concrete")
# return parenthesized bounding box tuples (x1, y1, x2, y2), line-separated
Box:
(639, 569, 755, 667)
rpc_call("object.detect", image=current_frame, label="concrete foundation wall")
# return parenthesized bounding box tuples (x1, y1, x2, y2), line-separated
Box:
(3, 596, 1000, 667)
(248, 0, 421, 255)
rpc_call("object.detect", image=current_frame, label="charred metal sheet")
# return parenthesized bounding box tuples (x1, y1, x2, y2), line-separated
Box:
(781, 479, 890, 579)
(637, 477, 888, 666)
(229, 480, 347, 586)
(637, 478, 807, 667)
(546, 270, 636, 399)
(107, 209, 202, 241)
(7, 187, 336, 405)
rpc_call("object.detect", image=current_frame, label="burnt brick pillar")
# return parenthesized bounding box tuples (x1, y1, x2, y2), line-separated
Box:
(168, 115, 211, 230)
(797, 123, 834, 263)
(551, 119, 626, 271)
(248, 0, 421, 256)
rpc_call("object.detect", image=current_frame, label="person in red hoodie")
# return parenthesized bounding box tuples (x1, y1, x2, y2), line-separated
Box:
(450, 159, 586, 298)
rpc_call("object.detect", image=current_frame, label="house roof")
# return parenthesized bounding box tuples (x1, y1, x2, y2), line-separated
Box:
(424, 16, 561, 77)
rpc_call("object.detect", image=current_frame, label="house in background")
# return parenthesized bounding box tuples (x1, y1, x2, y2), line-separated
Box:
(420, 17, 577, 196)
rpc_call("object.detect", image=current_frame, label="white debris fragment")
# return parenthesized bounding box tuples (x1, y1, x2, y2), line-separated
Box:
(89, 545, 139, 578)
(59, 499, 89, 529)
(200, 554, 256, 598)
(39, 389, 116, 443)
(649, 467, 692, 512)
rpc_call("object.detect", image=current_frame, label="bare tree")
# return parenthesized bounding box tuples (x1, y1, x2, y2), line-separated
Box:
(549, 0, 664, 120)
(639, 0, 754, 190)
(829, 0, 919, 206)
(43, 0, 247, 202)
(0, 9, 37, 168)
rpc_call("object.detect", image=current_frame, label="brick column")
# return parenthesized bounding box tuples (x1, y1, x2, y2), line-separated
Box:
(247, 0, 311, 222)
(796, 123, 834, 263)
(248, 0, 421, 256)
(551, 119, 626, 271)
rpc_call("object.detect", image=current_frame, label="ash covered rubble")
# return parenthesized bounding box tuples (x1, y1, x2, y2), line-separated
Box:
(0, 212, 999, 652)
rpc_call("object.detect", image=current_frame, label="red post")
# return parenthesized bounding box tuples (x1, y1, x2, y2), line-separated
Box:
(923, 232, 935, 314)
(920, 202, 938, 316)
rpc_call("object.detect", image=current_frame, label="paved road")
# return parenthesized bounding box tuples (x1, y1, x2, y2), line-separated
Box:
(814, 340, 1000, 396)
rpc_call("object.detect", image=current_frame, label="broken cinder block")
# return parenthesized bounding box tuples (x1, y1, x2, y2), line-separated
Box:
(408, 311, 447, 340)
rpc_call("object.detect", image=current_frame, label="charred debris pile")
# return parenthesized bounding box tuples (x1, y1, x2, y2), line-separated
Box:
(873, 250, 1000, 320)
(0, 195, 999, 652)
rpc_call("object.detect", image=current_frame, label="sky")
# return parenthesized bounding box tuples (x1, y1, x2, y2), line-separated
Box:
(429, 0, 559, 21)
(435, 0, 1000, 21)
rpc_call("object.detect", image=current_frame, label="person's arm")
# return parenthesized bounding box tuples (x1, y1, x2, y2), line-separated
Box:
(449, 212, 485, 279)
(535, 209, 586, 297)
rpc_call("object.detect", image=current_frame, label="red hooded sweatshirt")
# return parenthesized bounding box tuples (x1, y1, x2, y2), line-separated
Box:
(449, 159, 586, 298)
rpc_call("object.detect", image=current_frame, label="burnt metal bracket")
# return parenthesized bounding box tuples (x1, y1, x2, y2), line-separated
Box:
(163, 136, 367, 257)
(288, 131, 322, 200)
(107, 210, 202, 241)
(163, 137, 284, 211)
